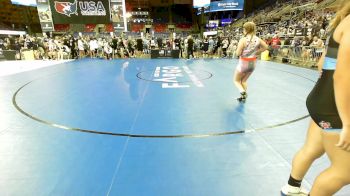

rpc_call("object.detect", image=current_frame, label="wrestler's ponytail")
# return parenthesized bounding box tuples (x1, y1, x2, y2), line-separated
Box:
(330, 0, 350, 30)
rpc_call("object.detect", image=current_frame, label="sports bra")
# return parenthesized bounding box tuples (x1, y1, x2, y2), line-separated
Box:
(323, 31, 339, 70)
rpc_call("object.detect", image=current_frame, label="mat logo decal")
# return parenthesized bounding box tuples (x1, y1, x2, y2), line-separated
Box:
(153, 66, 204, 89)
(54, 0, 78, 17)
(319, 121, 332, 129)
(54, 0, 106, 17)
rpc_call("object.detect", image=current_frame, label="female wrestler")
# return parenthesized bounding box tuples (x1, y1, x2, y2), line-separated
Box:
(234, 22, 268, 102)
(281, 1, 350, 195)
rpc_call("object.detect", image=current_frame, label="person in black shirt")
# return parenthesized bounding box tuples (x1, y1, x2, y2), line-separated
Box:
(13, 40, 21, 60)
(0, 39, 4, 50)
(8, 35, 15, 50)
(214, 35, 222, 57)
(174, 36, 180, 49)
(68, 36, 77, 59)
(112, 37, 118, 59)
(32, 38, 40, 59)
(127, 39, 134, 57)
(26, 38, 34, 50)
(202, 37, 209, 58)
(157, 37, 163, 49)
(136, 37, 143, 58)
(174, 36, 182, 58)
(187, 35, 194, 59)
(118, 38, 128, 58)
(281, 36, 291, 63)
(284, 36, 291, 46)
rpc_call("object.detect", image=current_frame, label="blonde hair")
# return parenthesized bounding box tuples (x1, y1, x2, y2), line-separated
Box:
(243, 22, 256, 35)
(330, 0, 350, 30)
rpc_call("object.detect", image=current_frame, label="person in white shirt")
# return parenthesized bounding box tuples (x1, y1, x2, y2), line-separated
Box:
(97, 38, 104, 58)
(222, 38, 229, 57)
(310, 35, 324, 63)
(89, 38, 96, 58)
(104, 41, 112, 60)
(78, 38, 85, 59)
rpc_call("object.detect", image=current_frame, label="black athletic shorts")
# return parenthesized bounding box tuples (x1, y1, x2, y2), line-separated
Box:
(306, 70, 342, 129)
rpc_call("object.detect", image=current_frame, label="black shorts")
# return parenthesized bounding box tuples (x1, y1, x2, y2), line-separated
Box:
(306, 70, 342, 129)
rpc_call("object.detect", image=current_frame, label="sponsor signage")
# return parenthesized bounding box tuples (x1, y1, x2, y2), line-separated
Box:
(197, 0, 244, 14)
(152, 66, 205, 89)
(110, 0, 127, 31)
(221, 18, 233, 26)
(49, 0, 111, 24)
(206, 20, 219, 28)
(294, 28, 313, 36)
(36, 0, 55, 32)
(209, 0, 244, 12)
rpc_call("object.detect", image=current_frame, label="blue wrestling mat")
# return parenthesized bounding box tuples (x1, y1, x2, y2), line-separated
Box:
(1, 59, 350, 195)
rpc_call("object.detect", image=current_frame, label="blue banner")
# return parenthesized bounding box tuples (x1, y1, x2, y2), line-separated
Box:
(197, 0, 244, 15)
(209, 0, 244, 12)
(221, 18, 233, 26)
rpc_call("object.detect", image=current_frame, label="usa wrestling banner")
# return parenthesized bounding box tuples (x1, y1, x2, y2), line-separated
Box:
(110, 0, 127, 32)
(36, 0, 54, 31)
(49, 0, 111, 24)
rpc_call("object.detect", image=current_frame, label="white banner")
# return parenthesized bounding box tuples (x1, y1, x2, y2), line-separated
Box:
(110, 0, 127, 32)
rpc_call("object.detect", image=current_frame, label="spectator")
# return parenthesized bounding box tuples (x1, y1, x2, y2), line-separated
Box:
(187, 35, 194, 59)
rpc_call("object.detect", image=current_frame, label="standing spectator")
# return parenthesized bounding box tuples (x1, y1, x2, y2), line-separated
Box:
(227, 39, 238, 58)
(32, 38, 40, 59)
(0, 39, 4, 50)
(214, 35, 223, 58)
(301, 36, 311, 65)
(271, 34, 281, 58)
(127, 38, 135, 58)
(118, 38, 126, 58)
(89, 38, 96, 58)
(78, 37, 85, 59)
(48, 37, 56, 59)
(67, 35, 76, 59)
(194, 37, 201, 58)
(208, 37, 214, 57)
(104, 41, 113, 60)
(202, 37, 209, 58)
(187, 35, 194, 59)
(310, 35, 324, 65)
(97, 38, 104, 58)
(55, 37, 64, 60)
(284, 36, 291, 46)
(136, 37, 143, 58)
(222, 38, 229, 57)
(112, 36, 118, 59)
(174, 36, 182, 58)
(157, 37, 163, 49)
(13, 39, 22, 60)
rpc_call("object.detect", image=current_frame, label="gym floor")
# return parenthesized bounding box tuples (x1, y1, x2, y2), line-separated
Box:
(1, 59, 349, 195)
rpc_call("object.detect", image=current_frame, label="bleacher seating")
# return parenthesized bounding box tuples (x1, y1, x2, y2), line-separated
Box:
(154, 24, 167, 33)
(131, 24, 145, 33)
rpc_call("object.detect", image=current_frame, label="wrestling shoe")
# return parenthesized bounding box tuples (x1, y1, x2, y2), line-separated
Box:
(237, 92, 247, 102)
(280, 184, 309, 196)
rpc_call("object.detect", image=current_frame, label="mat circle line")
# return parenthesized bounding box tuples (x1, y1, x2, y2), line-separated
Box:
(12, 68, 314, 138)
